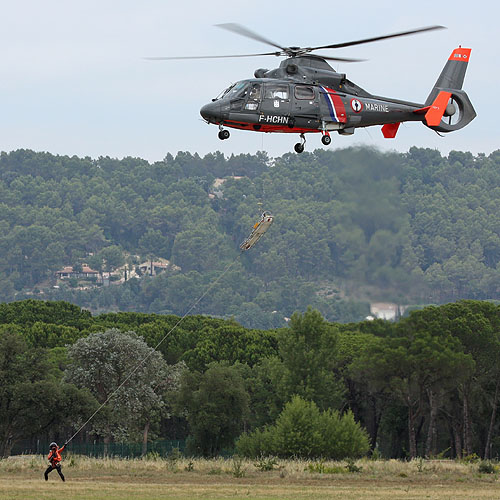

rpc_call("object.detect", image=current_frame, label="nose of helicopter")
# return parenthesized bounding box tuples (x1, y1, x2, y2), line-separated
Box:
(200, 102, 221, 123)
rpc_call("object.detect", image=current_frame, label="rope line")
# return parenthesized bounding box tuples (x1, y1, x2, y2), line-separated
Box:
(66, 253, 242, 445)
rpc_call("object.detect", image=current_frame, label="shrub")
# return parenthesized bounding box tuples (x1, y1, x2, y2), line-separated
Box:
(230, 456, 246, 477)
(236, 428, 274, 458)
(478, 461, 497, 474)
(236, 395, 370, 460)
(461, 452, 480, 463)
(272, 395, 325, 458)
(345, 458, 362, 473)
(207, 467, 222, 475)
(319, 409, 370, 460)
(254, 456, 278, 472)
(145, 450, 161, 461)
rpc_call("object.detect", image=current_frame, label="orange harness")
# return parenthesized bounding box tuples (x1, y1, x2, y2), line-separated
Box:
(48, 445, 65, 465)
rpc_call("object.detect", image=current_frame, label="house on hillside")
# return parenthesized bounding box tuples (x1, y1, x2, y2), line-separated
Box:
(55, 264, 99, 280)
(138, 260, 169, 276)
(369, 302, 407, 321)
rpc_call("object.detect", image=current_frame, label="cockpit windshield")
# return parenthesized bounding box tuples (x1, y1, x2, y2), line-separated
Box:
(214, 81, 249, 101)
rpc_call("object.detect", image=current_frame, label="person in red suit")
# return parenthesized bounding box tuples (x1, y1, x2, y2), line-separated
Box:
(44, 442, 67, 481)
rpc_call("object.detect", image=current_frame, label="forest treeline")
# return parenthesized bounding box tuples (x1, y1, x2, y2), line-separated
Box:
(1, 299, 499, 461)
(0, 147, 498, 328)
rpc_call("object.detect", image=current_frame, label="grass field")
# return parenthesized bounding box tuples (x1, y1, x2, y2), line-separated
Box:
(1, 455, 500, 499)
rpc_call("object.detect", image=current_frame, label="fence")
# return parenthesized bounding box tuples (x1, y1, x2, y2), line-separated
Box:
(12, 439, 186, 458)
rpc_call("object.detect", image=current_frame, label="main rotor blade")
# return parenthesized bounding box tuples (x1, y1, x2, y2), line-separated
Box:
(313, 54, 367, 63)
(144, 52, 279, 60)
(311, 25, 446, 51)
(215, 23, 286, 51)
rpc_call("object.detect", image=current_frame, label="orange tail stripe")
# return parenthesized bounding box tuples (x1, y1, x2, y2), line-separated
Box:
(425, 91, 452, 127)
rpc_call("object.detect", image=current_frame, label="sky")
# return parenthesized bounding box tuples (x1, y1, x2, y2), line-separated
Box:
(0, 0, 497, 162)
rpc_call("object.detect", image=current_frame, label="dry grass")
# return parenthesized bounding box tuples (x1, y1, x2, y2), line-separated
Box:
(1, 455, 500, 499)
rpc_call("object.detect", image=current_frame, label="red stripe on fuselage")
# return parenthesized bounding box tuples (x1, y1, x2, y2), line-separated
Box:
(323, 87, 347, 123)
(225, 120, 319, 134)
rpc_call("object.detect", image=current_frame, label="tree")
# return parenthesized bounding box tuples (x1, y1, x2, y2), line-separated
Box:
(273, 308, 345, 411)
(414, 301, 500, 458)
(175, 362, 249, 456)
(0, 328, 95, 457)
(0, 300, 92, 329)
(65, 328, 172, 449)
(336, 325, 389, 450)
(138, 229, 170, 263)
(99, 245, 125, 272)
(181, 321, 278, 372)
(351, 314, 474, 458)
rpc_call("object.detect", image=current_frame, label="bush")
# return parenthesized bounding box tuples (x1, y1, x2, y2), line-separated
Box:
(231, 455, 246, 477)
(254, 456, 278, 472)
(236, 428, 274, 458)
(272, 395, 325, 458)
(345, 458, 362, 473)
(478, 461, 497, 474)
(319, 409, 369, 460)
(461, 452, 480, 463)
(236, 396, 369, 460)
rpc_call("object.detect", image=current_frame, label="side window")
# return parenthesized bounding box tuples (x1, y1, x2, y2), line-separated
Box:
(245, 83, 261, 111)
(294, 85, 315, 100)
(264, 84, 289, 100)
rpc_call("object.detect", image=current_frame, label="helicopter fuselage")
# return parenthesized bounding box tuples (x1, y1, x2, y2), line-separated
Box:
(199, 51, 475, 153)
(201, 56, 422, 139)
(201, 77, 424, 133)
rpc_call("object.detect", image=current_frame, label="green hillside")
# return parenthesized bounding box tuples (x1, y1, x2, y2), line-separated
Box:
(0, 147, 498, 327)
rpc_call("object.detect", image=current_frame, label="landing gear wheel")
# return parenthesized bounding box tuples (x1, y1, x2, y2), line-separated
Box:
(218, 129, 230, 140)
(294, 133, 306, 153)
(321, 134, 331, 146)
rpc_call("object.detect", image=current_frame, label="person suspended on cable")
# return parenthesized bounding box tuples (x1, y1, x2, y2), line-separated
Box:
(44, 441, 67, 482)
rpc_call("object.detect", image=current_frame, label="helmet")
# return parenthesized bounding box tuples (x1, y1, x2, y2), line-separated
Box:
(49, 442, 57, 448)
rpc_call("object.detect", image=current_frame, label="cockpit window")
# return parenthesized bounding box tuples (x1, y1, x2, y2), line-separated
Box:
(264, 84, 289, 100)
(218, 82, 249, 100)
(230, 82, 249, 98)
(294, 85, 315, 100)
(215, 84, 234, 100)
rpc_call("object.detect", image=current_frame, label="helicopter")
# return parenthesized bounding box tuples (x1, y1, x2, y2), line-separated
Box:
(147, 24, 476, 153)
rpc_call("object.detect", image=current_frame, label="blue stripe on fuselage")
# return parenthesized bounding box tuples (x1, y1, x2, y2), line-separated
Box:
(320, 87, 337, 122)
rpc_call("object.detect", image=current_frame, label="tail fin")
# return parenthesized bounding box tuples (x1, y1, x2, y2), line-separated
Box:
(423, 47, 476, 132)
(425, 47, 471, 104)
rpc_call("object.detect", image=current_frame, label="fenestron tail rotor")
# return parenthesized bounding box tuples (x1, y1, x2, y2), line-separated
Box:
(145, 23, 445, 62)
(444, 96, 461, 126)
